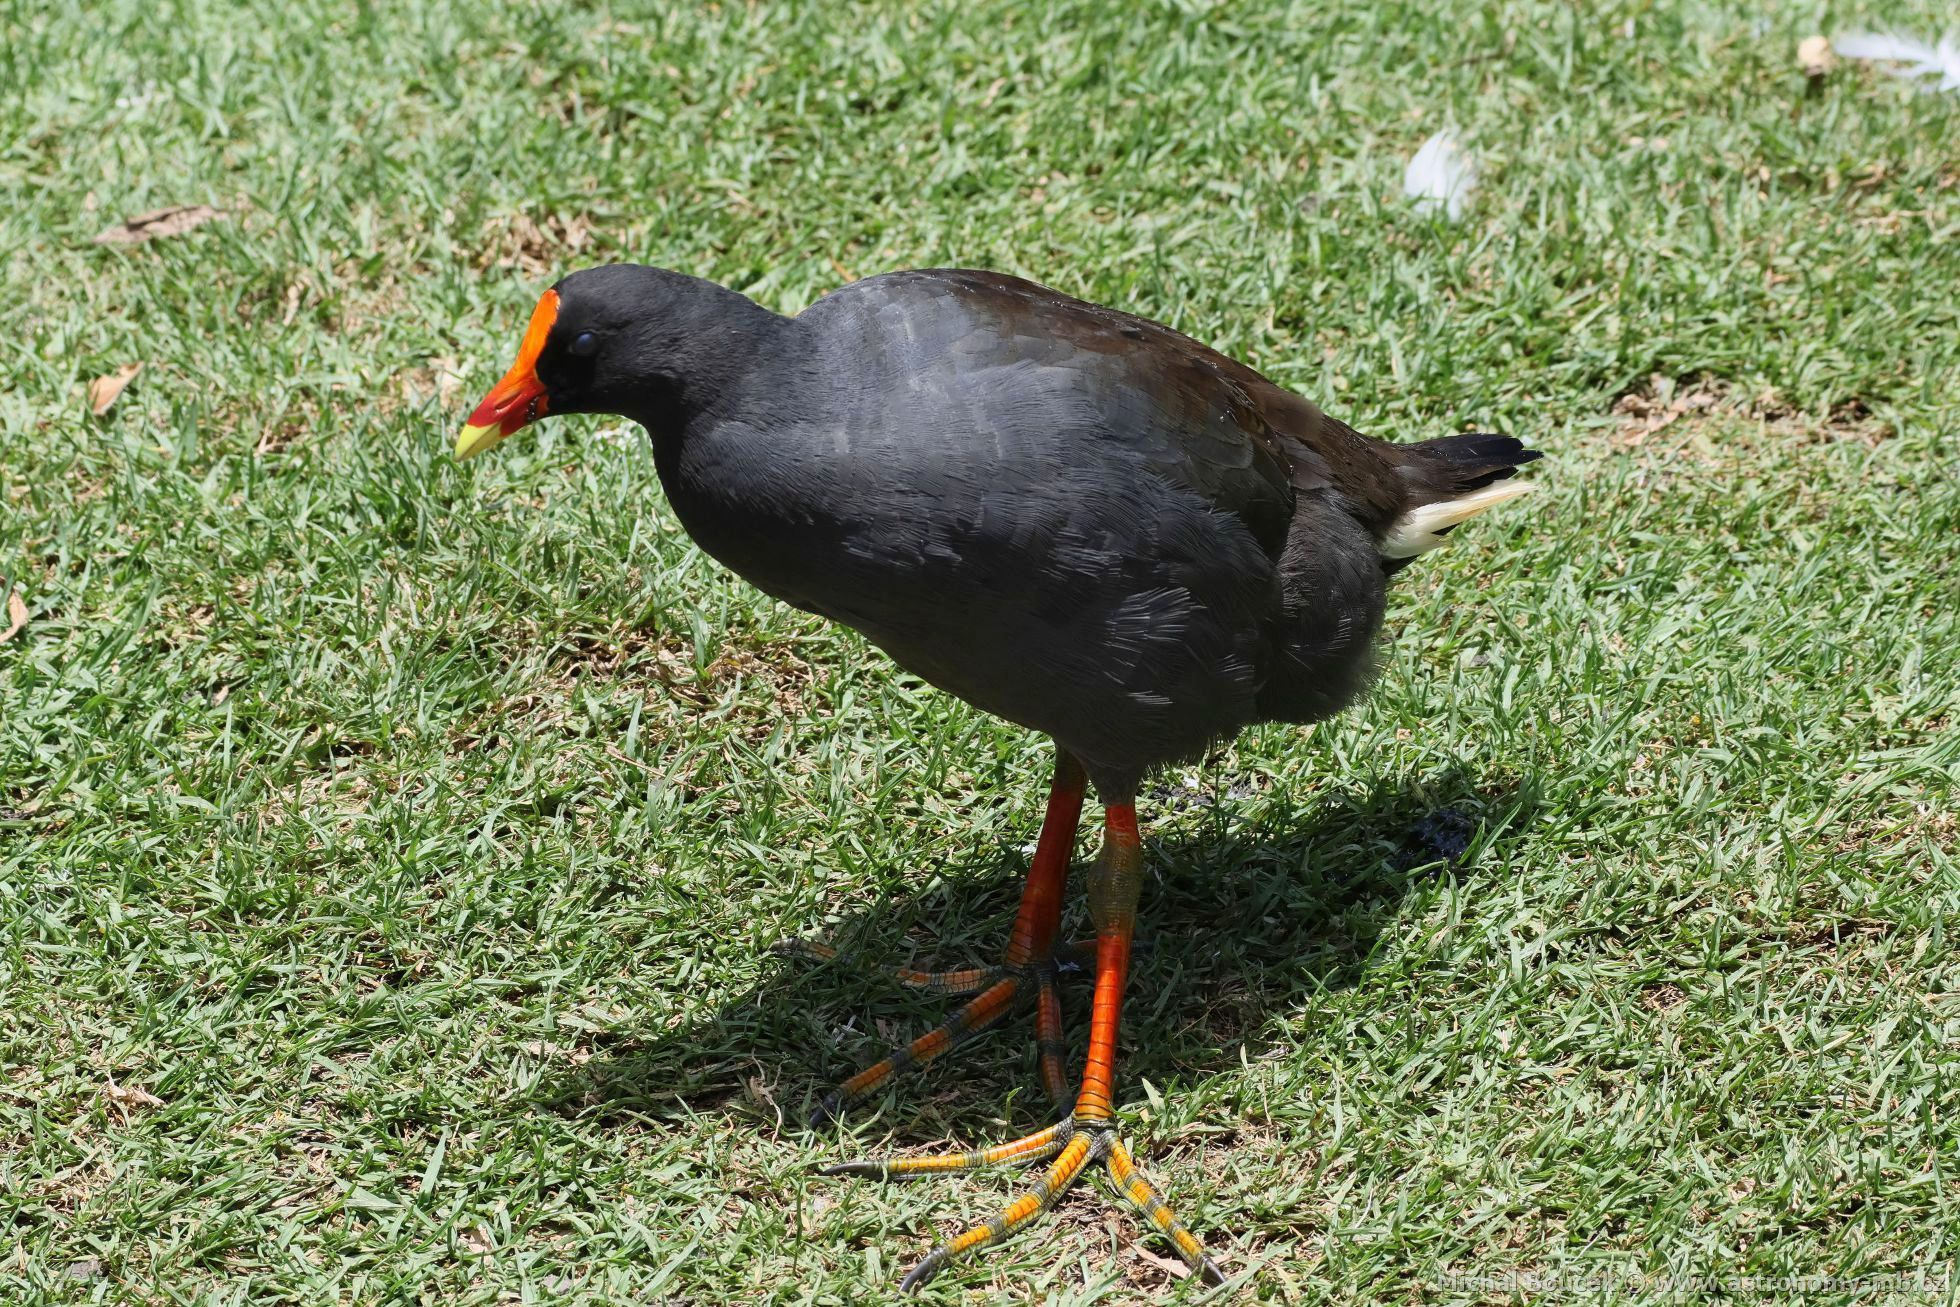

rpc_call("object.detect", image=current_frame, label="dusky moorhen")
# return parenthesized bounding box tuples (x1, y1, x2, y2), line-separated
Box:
(457, 265, 1541, 1290)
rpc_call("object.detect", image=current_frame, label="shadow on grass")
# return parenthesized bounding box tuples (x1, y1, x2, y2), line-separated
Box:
(539, 766, 1537, 1141)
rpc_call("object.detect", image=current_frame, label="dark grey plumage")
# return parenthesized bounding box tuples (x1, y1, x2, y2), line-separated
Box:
(533, 265, 1540, 791)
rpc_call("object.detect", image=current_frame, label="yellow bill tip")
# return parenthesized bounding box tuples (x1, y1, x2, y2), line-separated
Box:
(454, 422, 505, 462)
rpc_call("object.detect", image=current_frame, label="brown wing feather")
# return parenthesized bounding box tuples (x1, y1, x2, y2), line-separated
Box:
(931, 270, 1420, 548)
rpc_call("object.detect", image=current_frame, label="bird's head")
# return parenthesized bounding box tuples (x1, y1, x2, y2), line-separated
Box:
(454, 264, 749, 460)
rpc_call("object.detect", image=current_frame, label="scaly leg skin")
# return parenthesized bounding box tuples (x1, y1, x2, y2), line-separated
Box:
(790, 750, 1088, 1124)
(822, 802, 1226, 1291)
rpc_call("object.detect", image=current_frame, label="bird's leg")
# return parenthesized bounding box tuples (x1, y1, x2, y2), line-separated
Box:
(799, 751, 1087, 1123)
(822, 802, 1224, 1291)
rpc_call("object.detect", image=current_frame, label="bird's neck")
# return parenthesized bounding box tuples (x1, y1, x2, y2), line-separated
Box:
(622, 288, 800, 440)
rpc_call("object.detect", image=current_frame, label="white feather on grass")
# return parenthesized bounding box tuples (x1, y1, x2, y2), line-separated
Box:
(1404, 130, 1478, 220)
(1835, 31, 1960, 92)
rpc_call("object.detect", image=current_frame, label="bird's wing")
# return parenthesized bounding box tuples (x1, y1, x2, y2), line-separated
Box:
(906, 271, 1309, 553)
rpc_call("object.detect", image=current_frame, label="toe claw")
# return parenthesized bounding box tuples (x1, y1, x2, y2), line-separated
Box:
(807, 1094, 845, 1130)
(898, 1250, 950, 1292)
(817, 1159, 883, 1179)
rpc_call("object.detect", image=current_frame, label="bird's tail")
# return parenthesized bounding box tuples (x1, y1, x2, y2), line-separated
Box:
(1381, 433, 1542, 561)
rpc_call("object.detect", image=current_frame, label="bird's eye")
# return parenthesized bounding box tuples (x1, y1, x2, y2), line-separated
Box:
(568, 331, 599, 358)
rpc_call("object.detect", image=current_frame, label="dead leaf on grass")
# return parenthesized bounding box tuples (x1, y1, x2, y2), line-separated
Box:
(1134, 1245, 1199, 1279)
(1611, 376, 1725, 449)
(519, 1039, 592, 1065)
(88, 363, 142, 415)
(1, 590, 26, 644)
(93, 204, 224, 245)
(102, 1078, 164, 1110)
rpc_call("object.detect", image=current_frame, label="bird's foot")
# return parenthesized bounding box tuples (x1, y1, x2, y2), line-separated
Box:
(821, 1116, 1224, 1291)
(778, 937, 1091, 1125)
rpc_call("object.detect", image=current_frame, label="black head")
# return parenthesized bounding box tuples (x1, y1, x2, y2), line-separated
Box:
(455, 264, 771, 460)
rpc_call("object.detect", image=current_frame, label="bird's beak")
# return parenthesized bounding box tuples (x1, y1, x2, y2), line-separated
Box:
(455, 289, 559, 461)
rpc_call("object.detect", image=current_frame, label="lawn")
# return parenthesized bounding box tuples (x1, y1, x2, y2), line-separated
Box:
(3, 0, 1957, 1302)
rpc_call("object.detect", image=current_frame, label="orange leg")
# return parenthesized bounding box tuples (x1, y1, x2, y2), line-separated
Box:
(789, 750, 1087, 1125)
(820, 800, 1225, 1291)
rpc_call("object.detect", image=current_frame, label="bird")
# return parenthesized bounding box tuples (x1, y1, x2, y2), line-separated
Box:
(455, 264, 1541, 1290)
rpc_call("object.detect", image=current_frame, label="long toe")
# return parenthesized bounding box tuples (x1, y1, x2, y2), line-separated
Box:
(819, 1121, 1073, 1180)
(897, 1127, 1100, 1291)
(812, 972, 1024, 1124)
(818, 1121, 1224, 1289)
(1104, 1135, 1226, 1285)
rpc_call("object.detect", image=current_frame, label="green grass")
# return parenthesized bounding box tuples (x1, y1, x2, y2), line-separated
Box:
(3, 0, 1958, 1302)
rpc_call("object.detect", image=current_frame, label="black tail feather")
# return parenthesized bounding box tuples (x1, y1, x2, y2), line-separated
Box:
(1411, 432, 1542, 493)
